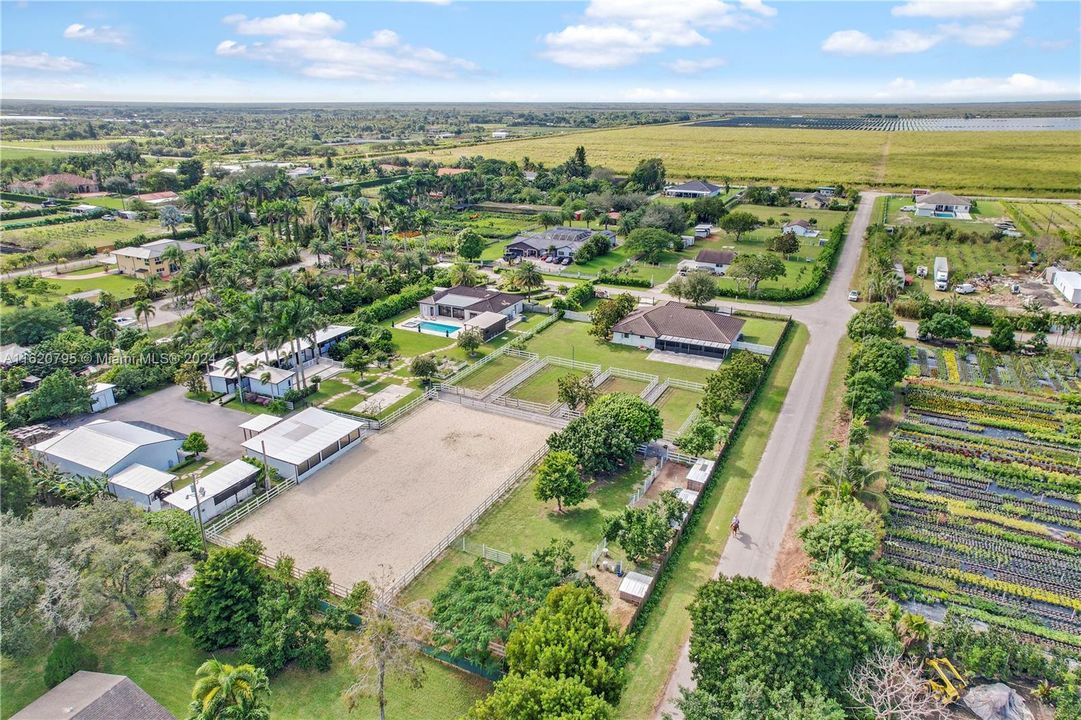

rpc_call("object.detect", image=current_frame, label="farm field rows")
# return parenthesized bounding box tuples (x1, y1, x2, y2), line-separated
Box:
(1005, 201, 1081, 236)
(2, 218, 177, 253)
(0, 272, 143, 315)
(408, 125, 1081, 196)
(879, 379, 1081, 654)
(908, 344, 1081, 393)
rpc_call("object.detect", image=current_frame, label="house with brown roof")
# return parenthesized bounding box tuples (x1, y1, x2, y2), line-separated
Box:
(10, 173, 98, 196)
(11, 672, 173, 720)
(419, 285, 525, 323)
(678, 249, 735, 275)
(611, 302, 745, 359)
(800, 192, 831, 210)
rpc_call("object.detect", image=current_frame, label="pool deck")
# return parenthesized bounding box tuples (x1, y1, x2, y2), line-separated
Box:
(395, 316, 463, 338)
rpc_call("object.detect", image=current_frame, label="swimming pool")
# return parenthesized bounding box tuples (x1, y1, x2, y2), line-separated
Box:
(934, 212, 956, 219)
(419, 321, 461, 335)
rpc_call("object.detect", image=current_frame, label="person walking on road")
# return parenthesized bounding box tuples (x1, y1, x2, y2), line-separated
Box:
(730, 516, 740, 537)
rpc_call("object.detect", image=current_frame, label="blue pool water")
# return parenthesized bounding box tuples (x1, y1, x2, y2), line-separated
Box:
(934, 212, 955, 218)
(419, 321, 460, 334)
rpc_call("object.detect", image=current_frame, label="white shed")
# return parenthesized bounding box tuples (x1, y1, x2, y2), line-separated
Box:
(1053, 270, 1081, 304)
(90, 382, 117, 413)
(108, 464, 176, 511)
(163, 459, 260, 522)
(619, 571, 654, 605)
(685, 458, 714, 492)
(31, 420, 183, 477)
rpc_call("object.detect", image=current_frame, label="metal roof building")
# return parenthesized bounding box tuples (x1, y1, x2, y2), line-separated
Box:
(108, 463, 176, 511)
(31, 420, 184, 478)
(241, 407, 366, 482)
(163, 459, 261, 521)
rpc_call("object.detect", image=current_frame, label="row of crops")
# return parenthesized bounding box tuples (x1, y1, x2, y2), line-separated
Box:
(908, 345, 1081, 394)
(690, 116, 1081, 132)
(878, 379, 1081, 656)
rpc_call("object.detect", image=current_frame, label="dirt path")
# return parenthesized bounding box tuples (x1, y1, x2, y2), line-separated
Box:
(875, 134, 892, 185)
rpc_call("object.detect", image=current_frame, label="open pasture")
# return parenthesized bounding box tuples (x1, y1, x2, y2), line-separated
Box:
(409, 125, 1081, 197)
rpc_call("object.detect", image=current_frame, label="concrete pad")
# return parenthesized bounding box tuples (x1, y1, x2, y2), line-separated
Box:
(352, 384, 413, 414)
(646, 350, 722, 370)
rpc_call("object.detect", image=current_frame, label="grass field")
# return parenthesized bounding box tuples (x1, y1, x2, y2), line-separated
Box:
(400, 459, 650, 605)
(596, 376, 649, 396)
(2, 218, 177, 253)
(616, 323, 808, 719)
(655, 387, 700, 433)
(455, 354, 525, 390)
(508, 365, 586, 403)
(0, 616, 486, 720)
(1005, 201, 1081, 236)
(520, 320, 713, 384)
(737, 317, 787, 346)
(408, 125, 1081, 197)
(0, 273, 142, 315)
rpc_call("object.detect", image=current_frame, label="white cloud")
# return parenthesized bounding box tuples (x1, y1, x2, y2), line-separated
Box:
(542, 0, 775, 69)
(63, 23, 127, 46)
(892, 0, 1033, 19)
(1, 51, 86, 72)
(1024, 37, 1073, 50)
(822, 29, 941, 55)
(939, 15, 1023, 46)
(666, 57, 728, 74)
(224, 12, 345, 37)
(216, 14, 477, 81)
(936, 72, 1066, 97)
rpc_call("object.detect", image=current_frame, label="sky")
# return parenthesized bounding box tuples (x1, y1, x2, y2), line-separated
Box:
(1, 0, 1080, 104)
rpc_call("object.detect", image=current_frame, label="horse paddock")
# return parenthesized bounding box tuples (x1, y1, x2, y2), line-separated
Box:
(222, 400, 551, 591)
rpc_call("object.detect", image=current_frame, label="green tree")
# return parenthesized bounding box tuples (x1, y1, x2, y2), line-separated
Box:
(9, 369, 92, 426)
(847, 337, 908, 387)
(556, 373, 597, 410)
(602, 502, 675, 564)
(767, 232, 801, 255)
(187, 659, 271, 720)
(409, 355, 439, 386)
(160, 205, 184, 237)
(457, 229, 486, 262)
(675, 417, 719, 456)
(533, 450, 588, 512)
(467, 672, 612, 720)
(624, 227, 677, 263)
(547, 413, 637, 477)
(719, 211, 760, 242)
(843, 370, 893, 419)
(586, 393, 663, 446)
(457, 328, 483, 357)
(344, 594, 428, 720)
(2, 305, 68, 346)
(728, 253, 786, 294)
(182, 432, 209, 459)
(0, 442, 34, 518)
(133, 298, 156, 332)
(588, 293, 637, 340)
(846, 303, 899, 340)
(918, 312, 972, 342)
(181, 547, 266, 651)
(146, 509, 203, 556)
(682, 270, 718, 306)
(431, 542, 574, 665)
(626, 157, 666, 192)
(44, 635, 99, 689)
(505, 585, 627, 703)
(680, 678, 845, 720)
(512, 262, 544, 300)
(687, 576, 888, 712)
(808, 446, 888, 510)
(988, 316, 1017, 352)
(699, 351, 766, 421)
(798, 498, 884, 568)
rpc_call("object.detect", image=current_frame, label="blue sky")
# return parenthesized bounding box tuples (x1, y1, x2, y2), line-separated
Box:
(2, 0, 1079, 103)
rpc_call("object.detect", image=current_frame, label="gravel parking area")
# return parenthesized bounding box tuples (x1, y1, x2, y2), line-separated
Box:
(223, 401, 552, 590)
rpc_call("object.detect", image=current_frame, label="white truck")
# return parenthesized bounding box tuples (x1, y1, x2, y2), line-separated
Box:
(934, 257, 949, 291)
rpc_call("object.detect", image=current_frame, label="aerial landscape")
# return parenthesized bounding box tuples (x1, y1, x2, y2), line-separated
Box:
(2, 1, 1081, 719)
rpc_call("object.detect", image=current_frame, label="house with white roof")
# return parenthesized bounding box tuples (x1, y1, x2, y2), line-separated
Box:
(665, 180, 722, 198)
(31, 420, 184, 477)
(163, 459, 261, 521)
(108, 463, 176, 511)
(242, 407, 366, 482)
(915, 191, 971, 218)
(206, 325, 353, 398)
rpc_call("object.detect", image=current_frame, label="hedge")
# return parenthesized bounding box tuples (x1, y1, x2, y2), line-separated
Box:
(2, 210, 104, 231)
(352, 281, 434, 325)
(0, 206, 64, 221)
(1, 191, 75, 205)
(713, 216, 849, 301)
(596, 272, 653, 288)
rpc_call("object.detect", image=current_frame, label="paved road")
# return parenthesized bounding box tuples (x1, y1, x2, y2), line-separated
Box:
(654, 192, 883, 719)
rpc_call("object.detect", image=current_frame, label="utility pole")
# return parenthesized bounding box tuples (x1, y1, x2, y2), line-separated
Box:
(190, 474, 208, 557)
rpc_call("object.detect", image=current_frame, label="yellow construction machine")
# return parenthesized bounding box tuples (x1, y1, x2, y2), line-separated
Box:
(926, 657, 967, 704)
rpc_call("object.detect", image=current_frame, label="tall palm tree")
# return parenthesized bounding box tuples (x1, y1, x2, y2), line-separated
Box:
(210, 316, 249, 405)
(161, 244, 186, 275)
(182, 181, 216, 235)
(95, 315, 118, 342)
(312, 196, 333, 243)
(277, 298, 310, 389)
(809, 446, 889, 505)
(140, 274, 162, 300)
(448, 261, 480, 287)
(185, 253, 212, 297)
(414, 209, 434, 248)
(513, 262, 543, 300)
(133, 299, 156, 332)
(351, 199, 371, 247)
(188, 659, 270, 720)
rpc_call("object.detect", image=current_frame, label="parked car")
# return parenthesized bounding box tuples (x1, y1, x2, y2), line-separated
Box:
(848, 290, 861, 302)
(41, 199, 58, 208)
(561, 257, 572, 266)
(954, 283, 976, 295)
(101, 214, 117, 221)
(113, 315, 136, 327)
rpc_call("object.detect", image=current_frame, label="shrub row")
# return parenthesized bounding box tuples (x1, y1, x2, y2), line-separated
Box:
(596, 272, 653, 288)
(1, 191, 74, 205)
(2, 210, 104, 231)
(713, 216, 848, 301)
(0, 206, 65, 221)
(352, 281, 434, 325)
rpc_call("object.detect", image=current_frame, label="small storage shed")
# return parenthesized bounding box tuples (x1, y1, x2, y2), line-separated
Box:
(240, 413, 284, 440)
(464, 311, 509, 341)
(108, 463, 175, 511)
(685, 458, 714, 492)
(90, 382, 117, 413)
(163, 459, 260, 522)
(1053, 270, 1081, 304)
(619, 571, 654, 605)
(677, 488, 700, 508)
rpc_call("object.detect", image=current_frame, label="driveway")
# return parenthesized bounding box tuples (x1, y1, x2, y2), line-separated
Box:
(82, 385, 252, 461)
(654, 192, 883, 718)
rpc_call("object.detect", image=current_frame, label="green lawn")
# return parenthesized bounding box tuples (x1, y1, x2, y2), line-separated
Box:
(3, 218, 181, 252)
(731, 204, 847, 231)
(305, 379, 352, 406)
(655, 387, 700, 433)
(1, 273, 143, 315)
(0, 618, 486, 720)
(388, 327, 457, 357)
(596, 376, 649, 396)
(79, 195, 129, 210)
(616, 322, 808, 719)
(884, 195, 1005, 235)
(455, 354, 525, 390)
(56, 264, 108, 276)
(521, 320, 713, 385)
(508, 365, 586, 404)
(738, 317, 787, 346)
(400, 460, 650, 605)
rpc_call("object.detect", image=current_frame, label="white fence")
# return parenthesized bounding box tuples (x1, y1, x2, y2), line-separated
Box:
(665, 408, 702, 442)
(438, 393, 571, 429)
(629, 455, 667, 505)
(664, 377, 706, 393)
(731, 340, 776, 356)
(384, 444, 549, 599)
(546, 355, 602, 374)
(562, 310, 592, 323)
(205, 476, 299, 538)
(455, 538, 512, 564)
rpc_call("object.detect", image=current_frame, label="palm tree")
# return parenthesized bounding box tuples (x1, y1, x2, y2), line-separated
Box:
(513, 262, 543, 300)
(188, 659, 270, 720)
(95, 315, 119, 341)
(351, 200, 371, 247)
(182, 181, 215, 235)
(448, 261, 480, 287)
(313, 196, 333, 243)
(809, 446, 888, 505)
(185, 254, 212, 297)
(277, 298, 310, 389)
(414, 209, 434, 247)
(133, 299, 156, 331)
(896, 612, 931, 654)
(140, 274, 162, 300)
(161, 243, 186, 274)
(210, 316, 249, 405)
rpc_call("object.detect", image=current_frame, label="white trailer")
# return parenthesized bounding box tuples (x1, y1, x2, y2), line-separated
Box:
(934, 257, 949, 291)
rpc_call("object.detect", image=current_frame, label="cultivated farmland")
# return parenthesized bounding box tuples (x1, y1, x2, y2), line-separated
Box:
(410, 125, 1081, 196)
